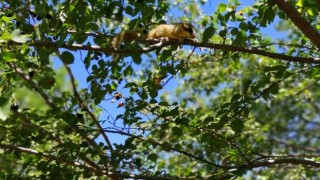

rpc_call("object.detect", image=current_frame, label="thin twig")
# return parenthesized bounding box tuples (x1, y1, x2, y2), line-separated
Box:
(63, 63, 114, 153)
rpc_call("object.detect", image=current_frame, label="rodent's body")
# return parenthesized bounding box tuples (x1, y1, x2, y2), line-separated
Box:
(146, 23, 196, 40)
(112, 23, 196, 60)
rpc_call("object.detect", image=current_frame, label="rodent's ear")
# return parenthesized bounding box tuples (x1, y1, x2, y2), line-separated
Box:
(182, 23, 194, 35)
(182, 23, 188, 29)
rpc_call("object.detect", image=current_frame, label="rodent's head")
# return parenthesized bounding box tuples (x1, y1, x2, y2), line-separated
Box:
(182, 23, 196, 39)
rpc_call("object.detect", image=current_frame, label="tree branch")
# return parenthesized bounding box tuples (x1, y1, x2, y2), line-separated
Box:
(274, 0, 320, 50)
(8, 62, 109, 162)
(13, 111, 102, 171)
(272, 138, 320, 153)
(232, 157, 320, 170)
(8, 63, 56, 108)
(0, 143, 194, 180)
(104, 129, 320, 173)
(104, 129, 226, 169)
(0, 143, 107, 176)
(2, 39, 319, 64)
(63, 64, 114, 154)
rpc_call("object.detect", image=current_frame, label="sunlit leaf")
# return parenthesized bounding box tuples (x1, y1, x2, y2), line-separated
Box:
(60, 51, 74, 64)
(11, 29, 27, 43)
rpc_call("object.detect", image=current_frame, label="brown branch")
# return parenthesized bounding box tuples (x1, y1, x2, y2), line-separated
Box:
(104, 129, 226, 169)
(104, 129, 320, 173)
(8, 63, 56, 108)
(45, 40, 320, 64)
(274, 0, 320, 50)
(0, 143, 107, 176)
(14, 111, 101, 170)
(2, 39, 319, 64)
(8, 63, 108, 162)
(188, 41, 319, 64)
(272, 138, 320, 153)
(63, 64, 114, 154)
(232, 158, 320, 170)
(0, 143, 195, 179)
(316, 0, 320, 10)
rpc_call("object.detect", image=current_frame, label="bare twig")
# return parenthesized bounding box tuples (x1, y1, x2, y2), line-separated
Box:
(63, 64, 114, 153)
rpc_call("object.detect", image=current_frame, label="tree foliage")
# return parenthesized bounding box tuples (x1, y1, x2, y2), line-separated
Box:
(1, 0, 320, 179)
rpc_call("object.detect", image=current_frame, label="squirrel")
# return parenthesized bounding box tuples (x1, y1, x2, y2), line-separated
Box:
(112, 23, 196, 60)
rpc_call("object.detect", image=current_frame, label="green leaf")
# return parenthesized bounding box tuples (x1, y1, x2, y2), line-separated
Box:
(105, 2, 117, 19)
(218, 29, 227, 38)
(239, 22, 248, 31)
(231, 119, 244, 133)
(60, 51, 74, 64)
(172, 126, 183, 136)
(89, 22, 99, 32)
(125, 6, 134, 16)
(74, 34, 88, 44)
(149, 88, 158, 98)
(217, 4, 227, 13)
(175, 117, 189, 125)
(147, 153, 158, 162)
(132, 54, 142, 64)
(218, 115, 229, 127)
(115, 7, 124, 22)
(0, 97, 9, 107)
(11, 29, 28, 43)
(232, 30, 246, 45)
(159, 49, 172, 62)
(2, 51, 15, 62)
(265, 8, 275, 24)
(0, 104, 9, 120)
(203, 116, 214, 124)
(133, 158, 142, 167)
(202, 26, 215, 42)
(231, 94, 241, 102)
(269, 84, 279, 94)
(242, 79, 252, 94)
(139, 90, 147, 100)
(116, 114, 123, 120)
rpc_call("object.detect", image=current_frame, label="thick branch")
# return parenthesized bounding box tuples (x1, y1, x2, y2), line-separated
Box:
(2, 39, 319, 64)
(316, 0, 320, 10)
(0, 143, 191, 180)
(274, 0, 320, 50)
(187, 41, 319, 64)
(39, 40, 320, 64)
(233, 158, 320, 170)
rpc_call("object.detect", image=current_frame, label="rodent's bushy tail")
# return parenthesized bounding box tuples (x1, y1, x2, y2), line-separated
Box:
(112, 30, 141, 61)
